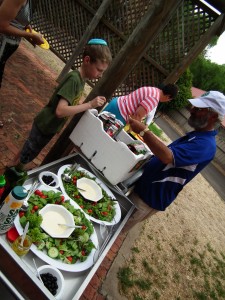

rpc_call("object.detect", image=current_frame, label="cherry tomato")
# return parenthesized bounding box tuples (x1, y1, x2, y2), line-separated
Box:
(61, 196, 65, 202)
(81, 250, 86, 256)
(80, 205, 84, 209)
(33, 205, 39, 211)
(67, 256, 73, 262)
(34, 190, 42, 196)
(87, 209, 93, 214)
(59, 250, 64, 254)
(19, 211, 25, 218)
(101, 211, 108, 216)
(82, 225, 87, 230)
(75, 195, 80, 199)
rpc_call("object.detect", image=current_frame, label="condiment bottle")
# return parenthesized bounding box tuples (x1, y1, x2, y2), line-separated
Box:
(0, 166, 27, 203)
(0, 186, 28, 234)
(0, 175, 6, 202)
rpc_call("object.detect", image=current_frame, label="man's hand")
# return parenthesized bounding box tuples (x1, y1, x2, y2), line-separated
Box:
(90, 96, 106, 108)
(128, 116, 146, 134)
(129, 116, 174, 164)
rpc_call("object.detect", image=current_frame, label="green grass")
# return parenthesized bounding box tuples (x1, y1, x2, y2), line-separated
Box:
(117, 238, 225, 299)
(148, 123, 163, 137)
(117, 267, 134, 292)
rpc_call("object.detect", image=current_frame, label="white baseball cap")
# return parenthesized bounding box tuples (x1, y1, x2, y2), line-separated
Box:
(188, 91, 225, 117)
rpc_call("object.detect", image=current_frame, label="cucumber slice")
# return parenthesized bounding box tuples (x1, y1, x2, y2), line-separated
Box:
(37, 240, 45, 250)
(48, 247, 59, 258)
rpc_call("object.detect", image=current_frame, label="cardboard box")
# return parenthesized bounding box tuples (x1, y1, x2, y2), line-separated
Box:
(69, 109, 152, 185)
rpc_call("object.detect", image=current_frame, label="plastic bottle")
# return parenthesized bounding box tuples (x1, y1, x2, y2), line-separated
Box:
(0, 175, 6, 202)
(0, 186, 28, 234)
(0, 166, 27, 203)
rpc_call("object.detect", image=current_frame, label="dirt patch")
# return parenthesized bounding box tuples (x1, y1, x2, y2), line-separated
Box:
(102, 172, 225, 300)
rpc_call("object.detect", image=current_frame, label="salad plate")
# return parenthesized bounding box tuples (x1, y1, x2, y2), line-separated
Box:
(14, 184, 98, 272)
(57, 165, 121, 226)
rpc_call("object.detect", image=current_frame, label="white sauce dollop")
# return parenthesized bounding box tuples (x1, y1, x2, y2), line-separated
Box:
(41, 211, 66, 236)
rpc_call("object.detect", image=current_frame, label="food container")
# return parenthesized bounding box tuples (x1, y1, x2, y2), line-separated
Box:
(37, 265, 65, 300)
(11, 234, 32, 256)
(38, 171, 60, 188)
(69, 109, 152, 185)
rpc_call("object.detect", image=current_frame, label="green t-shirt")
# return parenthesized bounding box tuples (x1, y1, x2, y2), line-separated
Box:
(34, 70, 85, 135)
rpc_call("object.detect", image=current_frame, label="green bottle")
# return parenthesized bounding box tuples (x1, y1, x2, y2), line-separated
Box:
(0, 175, 6, 201)
(0, 166, 28, 203)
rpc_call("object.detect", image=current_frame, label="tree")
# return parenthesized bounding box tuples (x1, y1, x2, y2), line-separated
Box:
(190, 56, 225, 94)
(158, 68, 192, 112)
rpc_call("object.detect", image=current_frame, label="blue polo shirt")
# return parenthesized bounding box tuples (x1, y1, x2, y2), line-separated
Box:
(134, 130, 217, 211)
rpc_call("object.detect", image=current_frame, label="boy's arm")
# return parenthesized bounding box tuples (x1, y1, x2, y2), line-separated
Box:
(55, 96, 106, 118)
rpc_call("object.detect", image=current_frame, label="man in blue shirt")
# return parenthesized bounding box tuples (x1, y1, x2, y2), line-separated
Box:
(124, 91, 225, 231)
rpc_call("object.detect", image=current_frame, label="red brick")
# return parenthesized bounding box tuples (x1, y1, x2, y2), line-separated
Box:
(82, 284, 97, 300)
(109, 242, 120, 254)
(4, 140, 19, 155)
(89, 274, 102, 289)
(106, 249, 117, 261)
(96, 265, 108, 280)
(101, 257, 113, 269)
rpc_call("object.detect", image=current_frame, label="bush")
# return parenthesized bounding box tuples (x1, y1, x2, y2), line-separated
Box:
(158, 68, 193, 113)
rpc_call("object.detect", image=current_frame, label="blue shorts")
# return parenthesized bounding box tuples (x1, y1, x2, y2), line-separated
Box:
(102, 97, 126, 124)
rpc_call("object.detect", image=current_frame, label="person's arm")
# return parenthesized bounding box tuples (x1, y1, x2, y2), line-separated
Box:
(128, 116, 173, 164)
(55, 96, 106, 118)
(131, 105, 147, 122)
(0, 0, 43, 45)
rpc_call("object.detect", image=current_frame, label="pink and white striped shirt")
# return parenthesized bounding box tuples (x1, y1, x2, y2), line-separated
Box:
(117, 87, 160, 122)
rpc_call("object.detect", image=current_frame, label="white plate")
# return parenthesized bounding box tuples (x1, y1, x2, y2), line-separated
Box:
(14, 184, 98, 272)
(57, 165, 121, 226)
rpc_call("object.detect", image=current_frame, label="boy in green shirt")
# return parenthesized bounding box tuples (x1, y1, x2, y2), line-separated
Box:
(15, 38, 112, 169)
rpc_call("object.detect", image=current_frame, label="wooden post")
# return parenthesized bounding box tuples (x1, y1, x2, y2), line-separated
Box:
(41, 0, 183, 165)
(57, 0, 112, 82)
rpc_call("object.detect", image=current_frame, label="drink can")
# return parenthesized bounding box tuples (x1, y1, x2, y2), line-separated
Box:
(106, 125, 118, 138)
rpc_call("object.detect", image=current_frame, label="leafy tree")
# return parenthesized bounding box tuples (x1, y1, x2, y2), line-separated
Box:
(190, 56, 225, 94)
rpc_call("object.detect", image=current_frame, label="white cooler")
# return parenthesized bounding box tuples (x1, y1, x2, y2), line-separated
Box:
(69, 109, 152, 185)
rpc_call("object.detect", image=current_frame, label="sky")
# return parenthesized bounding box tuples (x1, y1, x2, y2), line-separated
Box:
(206, 31, 225, 65)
